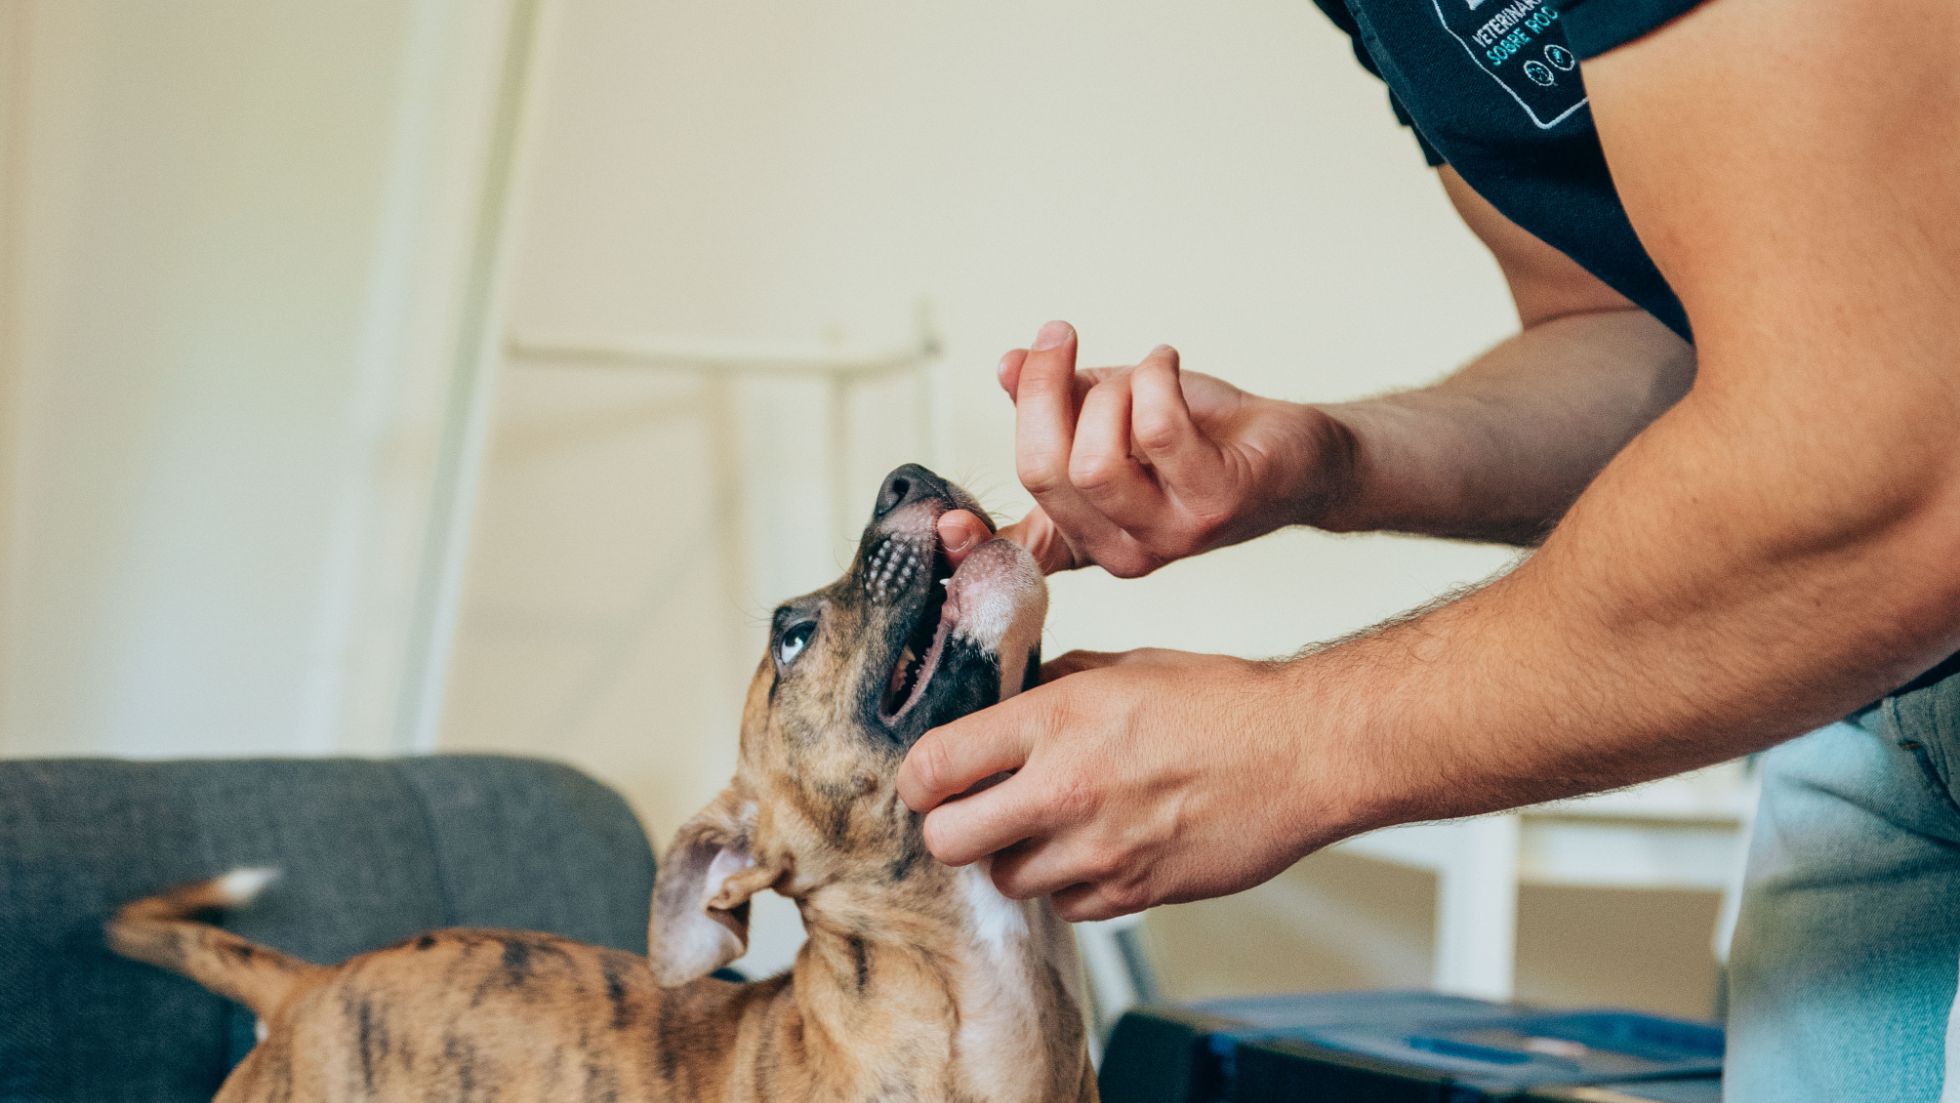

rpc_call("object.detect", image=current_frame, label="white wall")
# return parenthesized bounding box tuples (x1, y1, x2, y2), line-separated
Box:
(0, 0, 518, 757)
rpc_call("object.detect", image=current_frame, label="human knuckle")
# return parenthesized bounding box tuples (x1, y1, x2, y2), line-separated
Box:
(1017, 455, 1068, 497)
(1135, 354, 1177, 386)
(995, 869, 1038, 901)
(1191, 505, 1232, 534)
(989, 864, 1022, 897)
(1018, 372, 1068, 400)
(1085, 844, 1128, 882)
(1049, 777, 1097, 824)
(1133, 412, 1180, 453)
(1109, 882, 1148, 914)
(1142, 525, 1194, 554)
(911, 738, 953, 792)
(1171, 513, 1224, 549)
(1080, 899, 1118, 923)
(1107, 553, 1162, 579)
(1067, 453, 1123, 495)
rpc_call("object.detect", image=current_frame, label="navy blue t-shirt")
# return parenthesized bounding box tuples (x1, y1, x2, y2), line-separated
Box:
(1311, 0, 1705, 339)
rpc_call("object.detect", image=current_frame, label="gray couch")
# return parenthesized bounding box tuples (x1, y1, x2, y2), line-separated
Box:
(0, 756, 658, 1102)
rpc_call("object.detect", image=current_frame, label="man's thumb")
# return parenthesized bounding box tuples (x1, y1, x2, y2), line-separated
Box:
(997, 510, 1078, 575)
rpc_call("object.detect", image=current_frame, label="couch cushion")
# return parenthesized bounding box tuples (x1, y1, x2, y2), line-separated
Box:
(0, 755, 655, 1102)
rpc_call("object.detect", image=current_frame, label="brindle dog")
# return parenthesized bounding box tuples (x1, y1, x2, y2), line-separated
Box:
(108, 464, 1095, 1102)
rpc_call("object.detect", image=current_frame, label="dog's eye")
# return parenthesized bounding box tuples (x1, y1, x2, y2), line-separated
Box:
(776, 621, 815, 667)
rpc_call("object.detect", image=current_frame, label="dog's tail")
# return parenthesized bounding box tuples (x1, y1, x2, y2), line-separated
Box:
(106, 869, 321, 1015)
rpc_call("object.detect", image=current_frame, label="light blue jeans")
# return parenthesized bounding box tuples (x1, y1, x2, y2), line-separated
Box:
(1728, 671, 1960, 1101)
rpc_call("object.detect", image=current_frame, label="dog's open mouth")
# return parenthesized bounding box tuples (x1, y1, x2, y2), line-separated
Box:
(880, 544, 956, 724)
(854, 469, 1045, 740)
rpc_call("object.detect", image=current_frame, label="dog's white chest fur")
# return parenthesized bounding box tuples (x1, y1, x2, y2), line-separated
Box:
(949, 865, 1063, 1103)
(961, 863, 1029, 957)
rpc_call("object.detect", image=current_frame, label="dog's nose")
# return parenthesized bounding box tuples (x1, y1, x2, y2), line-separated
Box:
(873, 464, 950, 521)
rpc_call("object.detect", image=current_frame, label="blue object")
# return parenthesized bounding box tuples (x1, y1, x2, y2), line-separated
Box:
(1098, 990, 1723, 1103)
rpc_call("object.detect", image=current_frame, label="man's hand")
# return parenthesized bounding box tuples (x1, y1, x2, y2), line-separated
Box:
(979, 320, 1353, 577)
(895, 648, 1327, 921)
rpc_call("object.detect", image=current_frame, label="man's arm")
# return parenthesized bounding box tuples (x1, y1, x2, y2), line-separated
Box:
(1314, 168, 1696, 544)
(903, 0, 1960, 921)
(1312, 0, 1960, 829)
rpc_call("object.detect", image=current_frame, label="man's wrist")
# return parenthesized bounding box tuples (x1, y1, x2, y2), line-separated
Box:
(1258, 649, 1403, 854)
(1289, 400, 1379, 535)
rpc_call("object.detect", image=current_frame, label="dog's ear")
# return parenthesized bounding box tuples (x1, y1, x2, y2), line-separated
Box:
(649, 787, 777, 987)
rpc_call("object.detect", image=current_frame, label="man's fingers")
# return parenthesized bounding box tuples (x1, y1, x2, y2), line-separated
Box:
(1068, 375, 1166, 531)
(1012, 322, 1140, 562)
(997, 510, 1080, 574)
(897, 709, 1037, 814)
(936, 509, 994, 568)
(989, 838, 1095, 901)
(998, 346, 1120, 405)
(1130, 346, 1230, 503)
(1012, 322, 1082, 484)
(918, 776, 1049, 868)
(997, 348, 1029, 397)
(1051, 882, 1132, 923)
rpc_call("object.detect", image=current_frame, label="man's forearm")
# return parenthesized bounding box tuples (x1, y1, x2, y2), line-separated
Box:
(1311, 308, 1693, 545)
(1285, 353, 1960, 848)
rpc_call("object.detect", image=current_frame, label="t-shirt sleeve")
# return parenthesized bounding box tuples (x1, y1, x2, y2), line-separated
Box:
(1310, 0, 1445, 167)
(1550, 0, 1713, 59)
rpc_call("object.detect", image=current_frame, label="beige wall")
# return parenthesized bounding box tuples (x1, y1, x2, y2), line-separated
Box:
(440, 0, 1718, 1010)
(0, 0, 516, 757)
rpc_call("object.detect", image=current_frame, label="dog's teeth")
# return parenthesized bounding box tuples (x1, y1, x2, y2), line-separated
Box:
(888, 646, 918, 700)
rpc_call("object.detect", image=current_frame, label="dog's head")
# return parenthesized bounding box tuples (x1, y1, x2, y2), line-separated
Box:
(649, 464, 1046, 985)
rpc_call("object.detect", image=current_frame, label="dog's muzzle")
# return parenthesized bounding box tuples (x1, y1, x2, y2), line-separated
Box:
(857, 465, 1043, 743)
